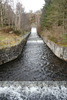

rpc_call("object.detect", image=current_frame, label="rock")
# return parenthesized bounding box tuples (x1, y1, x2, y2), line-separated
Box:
(9, 31, 13, 34)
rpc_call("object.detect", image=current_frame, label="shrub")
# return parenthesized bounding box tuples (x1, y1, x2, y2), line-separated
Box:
(48, 35, 58, 43)
(14, 30, 21, 36)
(2, 28, 14, 33)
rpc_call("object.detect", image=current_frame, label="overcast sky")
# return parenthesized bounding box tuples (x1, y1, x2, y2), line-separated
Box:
(15, 0, 45, 12)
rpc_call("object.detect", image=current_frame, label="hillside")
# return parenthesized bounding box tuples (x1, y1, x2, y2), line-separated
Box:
(40, 0, 67, 46)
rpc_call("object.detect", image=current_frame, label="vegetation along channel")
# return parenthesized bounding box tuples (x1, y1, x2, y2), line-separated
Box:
(0, 28, 67, 81)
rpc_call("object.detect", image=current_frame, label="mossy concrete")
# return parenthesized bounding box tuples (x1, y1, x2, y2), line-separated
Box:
(42, 36, 67, 61)
(0, 33, 30, 65)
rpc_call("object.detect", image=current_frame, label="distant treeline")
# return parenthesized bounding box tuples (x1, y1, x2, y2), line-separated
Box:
(0, 0, 31, 31)
(40, 0, 67, 32)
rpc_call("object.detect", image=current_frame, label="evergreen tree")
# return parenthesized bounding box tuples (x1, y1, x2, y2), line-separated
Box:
(40, 0, 67, 32)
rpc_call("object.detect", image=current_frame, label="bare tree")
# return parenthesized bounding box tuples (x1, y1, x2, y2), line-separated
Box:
(0, 0, 4, 27)
(0, 0, 30, 32)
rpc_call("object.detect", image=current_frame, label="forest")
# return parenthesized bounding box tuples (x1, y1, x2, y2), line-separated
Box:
(0, 0, 31, 31)
(0, 0, 36, 48)
(40, 0, 67, 45)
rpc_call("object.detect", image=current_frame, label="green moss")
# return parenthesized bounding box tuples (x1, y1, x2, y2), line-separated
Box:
(47, 35, 58, 43)
(58, 44, 67, 47)
(61, 34, 67, 43)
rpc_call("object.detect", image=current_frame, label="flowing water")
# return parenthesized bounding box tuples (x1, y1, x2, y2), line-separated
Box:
(0, 28, 67, 81)
(0, 81, 67, 100)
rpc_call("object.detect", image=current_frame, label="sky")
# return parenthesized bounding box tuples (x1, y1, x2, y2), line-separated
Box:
(15, 0, 45, 13)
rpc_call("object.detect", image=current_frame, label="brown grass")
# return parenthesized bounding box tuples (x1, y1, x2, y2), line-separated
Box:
(40, 26, 67, 46)
(0, 30, 22, 49)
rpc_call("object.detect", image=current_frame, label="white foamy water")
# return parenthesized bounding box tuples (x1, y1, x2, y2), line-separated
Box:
(31, 27, 37, 33)
(0, 81, 67, 100)
(0, 86, 23, 100)
(27, 27, 44, 44)
(27, 40, 43, 43)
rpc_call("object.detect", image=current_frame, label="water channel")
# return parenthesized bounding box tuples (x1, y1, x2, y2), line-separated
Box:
(0, 28, 67, 81)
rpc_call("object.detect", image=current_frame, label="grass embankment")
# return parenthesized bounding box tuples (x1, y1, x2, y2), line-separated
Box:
(40, 26, 67, 47)
(0, 28, 26, 49)
(40, 0, 67, 47)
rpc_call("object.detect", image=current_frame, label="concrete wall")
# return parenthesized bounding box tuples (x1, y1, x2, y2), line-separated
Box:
(0, 33, 30, 65)
(42, 37, 67, 61)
